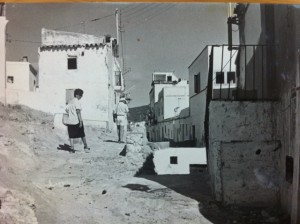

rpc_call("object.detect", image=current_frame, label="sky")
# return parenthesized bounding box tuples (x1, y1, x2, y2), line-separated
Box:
(6, 3, 234, 107)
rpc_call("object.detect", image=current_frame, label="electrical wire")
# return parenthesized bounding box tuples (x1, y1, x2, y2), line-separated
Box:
(125, 4, 175, 29)
(125, 4, 169, 25)
(54, 13, 115, 31)
(221, 49, 238, 71)
(122, 4, 159, 22)
(121, 3, 149, 16)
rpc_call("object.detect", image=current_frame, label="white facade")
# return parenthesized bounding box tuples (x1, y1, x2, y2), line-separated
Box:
(156, 80, 189, 122)
(37, 29, 124, 128)
(6, 61, 37, 92)
(0, 15, 8, 104)
(188, 45, 237, 146)
(147, 72, 190, 144)
(149, 71, 179, 110)
(148, 108, 191, 143)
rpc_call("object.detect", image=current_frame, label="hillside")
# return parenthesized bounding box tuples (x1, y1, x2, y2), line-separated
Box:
(128, 104, 149, 123)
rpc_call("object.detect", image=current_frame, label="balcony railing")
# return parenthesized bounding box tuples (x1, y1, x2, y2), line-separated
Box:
(210, 44, 278, 101)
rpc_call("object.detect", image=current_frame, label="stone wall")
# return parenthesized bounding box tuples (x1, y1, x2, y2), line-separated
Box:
(208, 101, 280, 206)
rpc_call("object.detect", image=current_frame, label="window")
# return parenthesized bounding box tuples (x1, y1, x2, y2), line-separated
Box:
(194, 73, 200, 93)
(167, 76, 172, 81)
(216, 72, 224, 84)
(68, 57, 77, 70)
(115, 71, 122, 86)
(227, 71, 236, 84)
(7, 76, 14, 83)
(170, 156, 178, 164)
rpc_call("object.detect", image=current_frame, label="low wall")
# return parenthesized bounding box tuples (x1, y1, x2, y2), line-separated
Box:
(209, 101, 280, 206)
(153, 147, 207, 175)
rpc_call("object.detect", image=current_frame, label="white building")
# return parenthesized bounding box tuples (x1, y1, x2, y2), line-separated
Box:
(36, 28, 124, 128)
(188, 45, 238, 146)
(156, 79, 189, 122)
(147, 72, 190, 143)
(149, 71, 179, 112)
(6, 59, 38, 92)
(4, 28, 124, 129)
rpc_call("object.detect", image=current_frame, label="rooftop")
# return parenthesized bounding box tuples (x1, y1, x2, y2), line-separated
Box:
(40, 28, 107, 47)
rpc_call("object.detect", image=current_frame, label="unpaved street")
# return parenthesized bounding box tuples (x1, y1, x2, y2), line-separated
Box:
(0, 106, 283, 224)
(0, 105, 212, 224)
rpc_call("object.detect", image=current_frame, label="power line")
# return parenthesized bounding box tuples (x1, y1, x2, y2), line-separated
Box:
(123, 4, 164, 27)
(54, 13, 115, 31)
(121, 3, 147, 15)
(122, 4, 157, 20)
(125, 4, 175, 29)
(123, 4, 161, 23)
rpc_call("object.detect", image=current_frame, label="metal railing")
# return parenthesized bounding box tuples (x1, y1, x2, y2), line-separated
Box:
(211, 44, 278, 101)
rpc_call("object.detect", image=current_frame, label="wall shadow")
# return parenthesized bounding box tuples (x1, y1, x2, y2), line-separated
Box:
(137, 171, 288, 224)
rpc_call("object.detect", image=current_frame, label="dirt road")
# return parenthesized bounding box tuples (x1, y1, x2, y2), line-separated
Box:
(0, 105, 286, 224)
(0, 105, 212, 224)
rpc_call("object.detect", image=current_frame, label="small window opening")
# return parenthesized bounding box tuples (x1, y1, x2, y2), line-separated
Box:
(227, 71, 236, 84)
(115, 71, 122, 86)
(7, 76, 14, 83)
(170, 156, 178, 164)
(194, 73, 200, 93)
(216, 72, 224, 84)
(167, 76, 172, 81)
(68, 57, 77, 70)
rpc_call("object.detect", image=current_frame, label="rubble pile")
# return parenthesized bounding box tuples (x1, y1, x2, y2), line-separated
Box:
(125, 121, 149, 155)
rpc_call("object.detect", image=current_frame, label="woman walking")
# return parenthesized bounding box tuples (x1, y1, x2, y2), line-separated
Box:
(65, 88, 90, 153)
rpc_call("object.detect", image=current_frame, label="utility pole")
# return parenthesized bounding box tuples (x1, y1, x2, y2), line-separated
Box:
(115, 8, 119, 47)
(119, 9, 125, 73)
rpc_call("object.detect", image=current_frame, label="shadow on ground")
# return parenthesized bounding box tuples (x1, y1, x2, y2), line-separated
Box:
(104, 140, 120, 143)
(136, 166, 289, 224)
(57, 144, 76, 153)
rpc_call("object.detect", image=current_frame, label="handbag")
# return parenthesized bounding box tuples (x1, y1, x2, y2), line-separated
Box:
(62, 113, 69, 126)
(113, 103, 119, 122)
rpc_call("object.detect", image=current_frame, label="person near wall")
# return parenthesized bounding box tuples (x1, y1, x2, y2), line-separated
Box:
(65, 88, 90, 153)
(115, 97, 129, 143)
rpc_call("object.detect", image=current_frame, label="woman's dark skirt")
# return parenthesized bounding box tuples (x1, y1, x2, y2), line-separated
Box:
(67, 123, 85, 139)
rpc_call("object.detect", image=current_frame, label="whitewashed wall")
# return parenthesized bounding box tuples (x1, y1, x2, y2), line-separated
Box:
(189, 46, 209, 147)
(163, 84, 189, 120)
(153, 147, 207, 175)
(6, 62, 37, 92)
(208, 101, 280, 206)
(38, 45, 113, 127)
